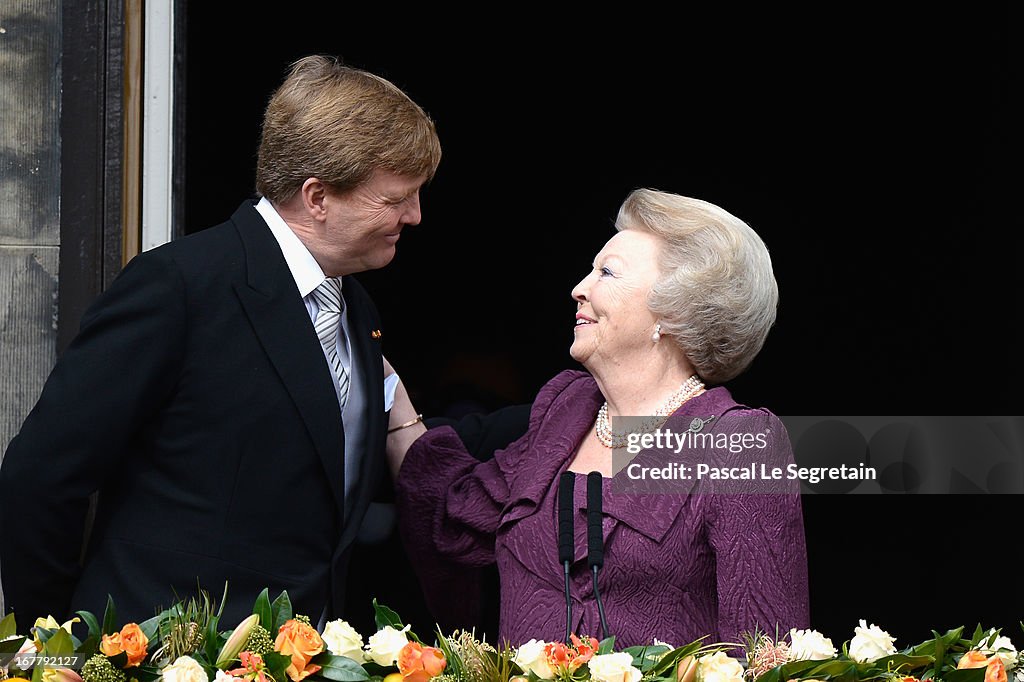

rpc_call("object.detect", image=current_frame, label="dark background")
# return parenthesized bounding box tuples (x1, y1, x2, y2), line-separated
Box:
(184, 4, 1020, 648)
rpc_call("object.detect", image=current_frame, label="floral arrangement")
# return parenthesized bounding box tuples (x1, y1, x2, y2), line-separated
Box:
(741, 621, 1024, 682)
(1, 588, 1021, 682)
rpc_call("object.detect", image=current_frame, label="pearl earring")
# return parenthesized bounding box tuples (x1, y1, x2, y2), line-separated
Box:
(652, 323, 662, 343)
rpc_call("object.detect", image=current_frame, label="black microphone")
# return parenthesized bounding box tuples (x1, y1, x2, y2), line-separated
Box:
(587, 472, 611, 641)
(587, 472, 604, 569)
(558, 471, 575, 642)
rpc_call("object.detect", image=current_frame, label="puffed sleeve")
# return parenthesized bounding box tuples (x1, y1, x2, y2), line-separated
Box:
(706, 410, 811, 646)
(393, 369, 589, 631)
(397, 426, 519, 566)
(394, 423, 527, 630)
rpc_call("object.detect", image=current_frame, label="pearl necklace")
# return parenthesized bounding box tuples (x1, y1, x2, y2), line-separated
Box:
(594, 374, 705, 449)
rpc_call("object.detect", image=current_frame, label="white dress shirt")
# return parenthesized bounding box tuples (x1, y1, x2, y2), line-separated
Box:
(255, 198, 397, 507)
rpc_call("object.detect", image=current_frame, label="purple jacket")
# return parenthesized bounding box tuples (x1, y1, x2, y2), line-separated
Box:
(396, 370, 810, 648)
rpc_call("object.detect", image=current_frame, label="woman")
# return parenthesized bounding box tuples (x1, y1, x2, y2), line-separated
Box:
(385, 188, 809, 648)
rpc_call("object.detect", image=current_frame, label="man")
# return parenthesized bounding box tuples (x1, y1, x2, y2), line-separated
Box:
(0, 55, 441, 624)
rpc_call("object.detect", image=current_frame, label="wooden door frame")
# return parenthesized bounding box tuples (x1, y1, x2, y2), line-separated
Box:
(58, 0, 186, 354)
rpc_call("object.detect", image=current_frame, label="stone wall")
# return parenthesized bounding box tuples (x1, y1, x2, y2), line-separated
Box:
(0, 0, 61, 615)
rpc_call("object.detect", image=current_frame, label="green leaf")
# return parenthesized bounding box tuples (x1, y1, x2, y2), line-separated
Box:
(138, 614, 162, 644)
(134, 665, 165, 682)
(943, 668, 987, 682)
(217, 582, 230, 620)
(314, 653, 371, 682)
(272, 591, 294, 633)
(204, 613, 222, 663)
(800, 659, 859, 681)
(107, 651, 129, 669)
(0, 612, 18, 640)
(34, 627, 57, 647)
(869, 653, 934, 674)
(42, 628, 75, 657)
(597, 636, 616, 655)
(751, 658, 821, 682)
(909, 627, 963, 656)
(264, 650, 292, 682)
(371, 600, 417, 643)
(101, 595, 118, 636)
(76, 610, 101, 640)
(622, 644, 669, 671)
(361, 662, 396, 678)
(644, 640, 707, 678)
(77, 635, 99, 658)
(969, 625, 985, 646)
(372, 599, 404, 631)
(253, 589, 274, 632)
(0, 637, 29, 653)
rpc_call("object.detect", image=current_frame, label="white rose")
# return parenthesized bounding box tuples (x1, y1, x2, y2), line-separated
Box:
(849, 620, 897, 663)
(788, 629, 837, 661)
(697, 652, 745, 682)
(161, 656, 208, 682)
(589, 653, 643, 682)
(323, 619, 366, 661)
(977, 630, 1017, 669)
(513, 639, 555, 680)
(364, 625, 411, 666)
(215, 672, 240, 682)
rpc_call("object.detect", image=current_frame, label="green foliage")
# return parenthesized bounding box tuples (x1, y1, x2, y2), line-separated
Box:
(264, 650, 292, 682)
(253, 589, 274, 633)
(271, 590, 293, 633)
(314, 653, 372, 682)
(0, 612, 16, 640)
(101, 596, 118, 637)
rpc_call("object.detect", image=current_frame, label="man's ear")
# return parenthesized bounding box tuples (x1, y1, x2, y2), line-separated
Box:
(300, 177, 328, 222)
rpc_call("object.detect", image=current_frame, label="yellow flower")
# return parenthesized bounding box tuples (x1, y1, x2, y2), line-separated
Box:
(32, 616, 81, 651)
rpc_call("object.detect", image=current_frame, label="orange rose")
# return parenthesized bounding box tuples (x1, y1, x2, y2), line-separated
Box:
(99, 632, 123, 658)
(986, 657, 1008, 682)
(275, 619, 324, 682)
(959, 652, 990, 670)
(98, 623, 149, 668)
(397, 641, 447, 682)
(119, 623, 149, 667)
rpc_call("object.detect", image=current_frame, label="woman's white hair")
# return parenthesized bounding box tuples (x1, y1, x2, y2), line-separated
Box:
(616, 188, 779, 384)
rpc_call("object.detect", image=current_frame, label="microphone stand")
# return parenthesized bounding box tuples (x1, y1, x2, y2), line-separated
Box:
(558, 471, 575, 643)
(587, 471, 611, 641)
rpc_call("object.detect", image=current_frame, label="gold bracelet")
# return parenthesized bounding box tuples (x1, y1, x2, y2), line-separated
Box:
(388, 413, 424, 434)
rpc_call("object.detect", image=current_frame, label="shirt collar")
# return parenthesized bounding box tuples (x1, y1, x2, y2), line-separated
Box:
(255, 196, 332, 298)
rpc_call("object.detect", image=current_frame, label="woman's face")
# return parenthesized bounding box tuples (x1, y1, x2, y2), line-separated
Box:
(570, 230, 663, 372)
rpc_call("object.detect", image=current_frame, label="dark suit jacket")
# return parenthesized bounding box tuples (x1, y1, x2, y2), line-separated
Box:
(0, 200, 388, 624)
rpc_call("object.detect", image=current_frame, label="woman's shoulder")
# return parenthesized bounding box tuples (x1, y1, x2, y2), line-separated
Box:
(694, 385, 784, 430)
(527, 370, 599, 423)
(535, 369, 595, 400)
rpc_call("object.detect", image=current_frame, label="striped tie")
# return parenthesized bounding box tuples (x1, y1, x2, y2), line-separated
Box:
(312, 277, 349, 409)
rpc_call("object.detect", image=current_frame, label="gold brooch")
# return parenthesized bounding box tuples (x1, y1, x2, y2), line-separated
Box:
(371, 329, 382, 339)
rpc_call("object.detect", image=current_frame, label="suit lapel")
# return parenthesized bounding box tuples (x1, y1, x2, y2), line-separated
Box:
(229, 201, 347, 522)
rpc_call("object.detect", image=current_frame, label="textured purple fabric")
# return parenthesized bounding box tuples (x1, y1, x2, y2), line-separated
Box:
(396, 370, 810, 648)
